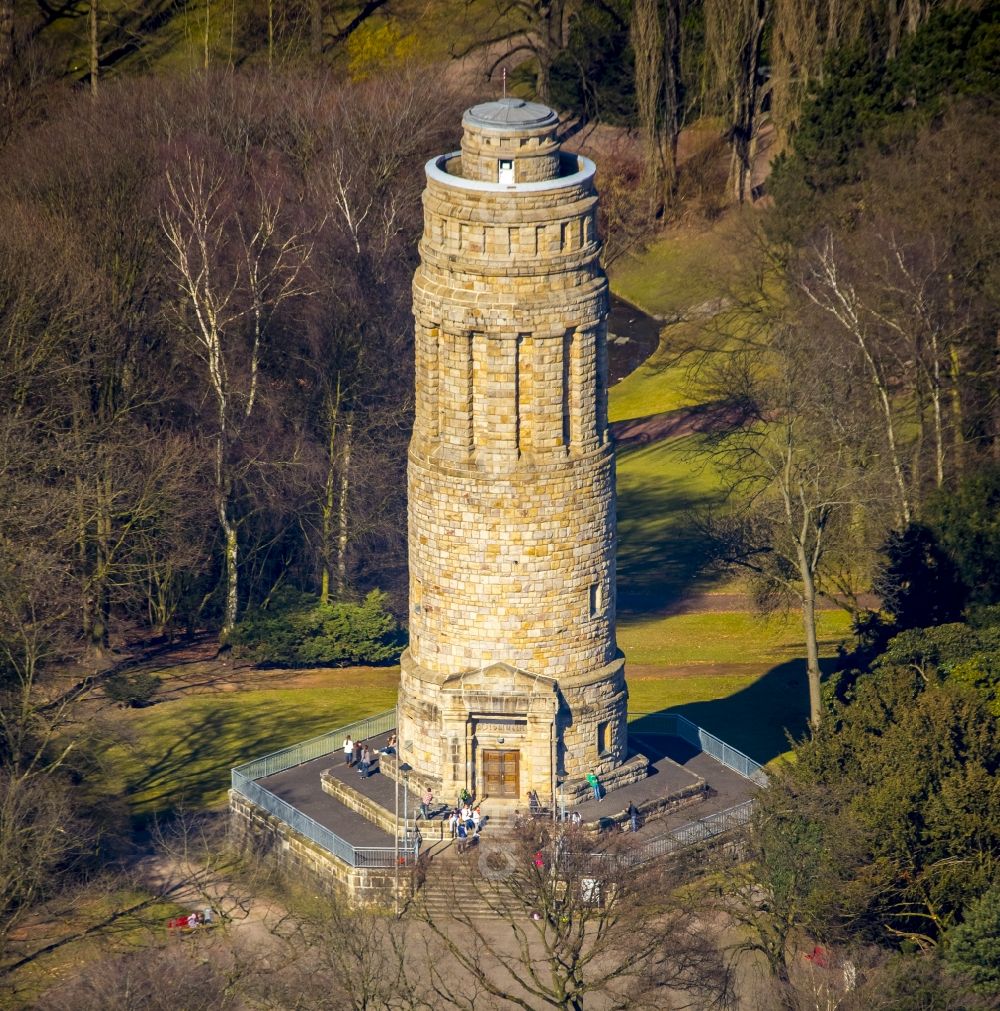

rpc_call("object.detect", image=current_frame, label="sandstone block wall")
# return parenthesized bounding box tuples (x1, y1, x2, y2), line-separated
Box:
(460, 98, 560, 183)
(397, 104, 630, 804)
(229, 792, 404, 905)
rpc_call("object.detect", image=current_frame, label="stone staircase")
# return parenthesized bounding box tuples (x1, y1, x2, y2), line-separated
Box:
(404, 784, 715, 920)
(407, 837, 525, 921)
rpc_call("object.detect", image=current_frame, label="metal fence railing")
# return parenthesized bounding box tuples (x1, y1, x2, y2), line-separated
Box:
(233, 709, 397, 781)
(629, 712, 769, 786)
(232, 706, 764, 868)
(632, 799, 755, 864)
(230, 709, 416, 869)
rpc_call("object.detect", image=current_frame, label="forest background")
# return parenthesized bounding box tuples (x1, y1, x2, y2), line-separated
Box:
(0, 0, 999, 1008)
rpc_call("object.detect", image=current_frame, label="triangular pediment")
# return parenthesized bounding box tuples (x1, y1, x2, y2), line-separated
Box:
(442, 662, 558, 695)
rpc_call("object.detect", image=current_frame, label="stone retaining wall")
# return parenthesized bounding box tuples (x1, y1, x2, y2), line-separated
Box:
(228, 791, 406, 906)
(319, 769, 449, 842)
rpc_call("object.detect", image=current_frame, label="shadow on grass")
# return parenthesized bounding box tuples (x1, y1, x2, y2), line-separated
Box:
(629, 656, 840, 765)
(616, 442, 725, 616)
(122, 702, 366, 822)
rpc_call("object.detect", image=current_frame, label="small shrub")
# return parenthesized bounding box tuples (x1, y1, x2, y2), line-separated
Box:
(104, 670, 162, 707)
(946, 884, 1000, 995)
(229, 589, 404, 666)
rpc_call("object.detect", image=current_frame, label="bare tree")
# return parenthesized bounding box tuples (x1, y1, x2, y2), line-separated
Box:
(798, 233, 915, 527)
(161, 154, 310, 637)
(261, 882, 428, 1011)
(452, 0, 579, 102)
(0, 0, 13, 80)
(632, 0, 688, 215)
(687, 226, 880, 726)
(284, 73, 459, 602)
(703, 0, 769, 204)
(414, 823, 731, 1010)
(35, 943, 245, 1011)
(699, 379, 862, 728)
(129, 434, 215, 635)
(87, 0, 98, 94)
(0, 769, 86, 973)
(768, 0, 867, 149)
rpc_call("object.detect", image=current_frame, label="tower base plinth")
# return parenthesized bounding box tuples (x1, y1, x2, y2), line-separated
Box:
(396, 649, 630, 809)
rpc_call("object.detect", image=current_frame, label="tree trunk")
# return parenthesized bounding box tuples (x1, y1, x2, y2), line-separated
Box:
(799, 558, 822, 729)
(219, 496, 238, 638)
(319, 379, 341, 605)
(705, 0, 768, 205)
(931, 342, 944, 487)
(533, 0, 569, 104)
(948, 342, 964, 476)
(0, 0, 14, 79)
(267, 0, 274, 71)
(75, 469, 92, 646)
(661, 0, 683, 206)
(632, 0, 666, 211)
(776, 955, 797, 1010)
(309, 0, 323, 57)
(213, 417, 238, 637)
(535, 53, 551, 104)
(994, 328, 1000, 462)
(89, 466, 112, 654)
(335, 413, 353, 598)
(729, 2, 767, 204)
(88, 0, 98, 95)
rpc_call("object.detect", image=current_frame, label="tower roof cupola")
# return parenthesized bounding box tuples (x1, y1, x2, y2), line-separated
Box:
(460, 97, 561, 185)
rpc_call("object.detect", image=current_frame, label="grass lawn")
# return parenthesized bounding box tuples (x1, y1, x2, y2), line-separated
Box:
(7, 887, 186, 1001)
(627, 655, 835, 764)
(627, 667, 813, 764)
(615, 435, 728, 612)
(104, 669, 399, 817)
(618, 609, 852, 667)
(608, 320, 701, 424)
(608, 209, 768, 426)
(620, 610, 852, 762)
(608, 213, 748, 318)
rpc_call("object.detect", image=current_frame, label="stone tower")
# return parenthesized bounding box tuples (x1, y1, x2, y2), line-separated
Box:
(396, 98, 630, 809)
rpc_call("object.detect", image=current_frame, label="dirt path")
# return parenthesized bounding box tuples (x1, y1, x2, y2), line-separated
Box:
(135, 851, 288, 949)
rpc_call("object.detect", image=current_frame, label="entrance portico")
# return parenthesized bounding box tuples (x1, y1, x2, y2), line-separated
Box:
(398, 660, 560, 807)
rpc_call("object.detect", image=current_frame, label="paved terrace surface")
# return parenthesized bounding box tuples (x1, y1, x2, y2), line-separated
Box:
(255, 729, 757, 850)
(579, 732, 758, 841)
(258, 731, 419, 849)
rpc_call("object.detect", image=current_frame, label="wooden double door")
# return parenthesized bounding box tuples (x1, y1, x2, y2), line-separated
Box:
(482, 749, 519, 799)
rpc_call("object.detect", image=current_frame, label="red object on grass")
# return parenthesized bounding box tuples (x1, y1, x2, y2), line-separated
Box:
(804, 945, 829, 968)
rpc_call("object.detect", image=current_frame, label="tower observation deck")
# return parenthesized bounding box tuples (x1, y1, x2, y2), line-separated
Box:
(396, 99, 633, 808)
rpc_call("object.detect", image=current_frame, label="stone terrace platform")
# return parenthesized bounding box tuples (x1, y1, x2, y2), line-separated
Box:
(258, 730, 422, 850)
(580, 732, 758, 843)
(256, 727, 758, 852)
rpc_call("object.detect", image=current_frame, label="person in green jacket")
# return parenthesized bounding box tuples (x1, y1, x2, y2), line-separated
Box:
(586, 771, 601, 802)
